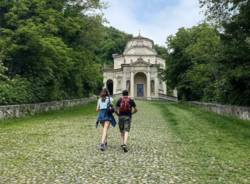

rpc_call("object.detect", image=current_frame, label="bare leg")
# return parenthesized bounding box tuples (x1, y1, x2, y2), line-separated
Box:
(124, 131, 129, 145)
(101, 124, 108, 144)
(120, 132, 124, 145)
(101, 121, 110, 144)
(105, 134, 108, 144)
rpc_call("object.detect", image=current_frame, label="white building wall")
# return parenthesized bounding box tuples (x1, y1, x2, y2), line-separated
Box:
(114, 57, 124, 69)
(125, 39, 153, 51)
(103, 35, 174, 98)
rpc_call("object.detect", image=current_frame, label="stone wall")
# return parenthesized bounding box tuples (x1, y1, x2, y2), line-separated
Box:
(191, 101, 250, 120)
(154, 93, 178, 102)
(0, 96, 97, 120)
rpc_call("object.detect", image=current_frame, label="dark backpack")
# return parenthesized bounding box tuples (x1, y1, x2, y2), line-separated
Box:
(119, 97, 131, 113)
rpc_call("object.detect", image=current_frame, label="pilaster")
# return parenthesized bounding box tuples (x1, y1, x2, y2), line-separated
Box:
(130, 71, 134, 98)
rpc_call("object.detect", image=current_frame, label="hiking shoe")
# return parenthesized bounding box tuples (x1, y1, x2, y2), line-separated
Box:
(100, 144, 105, 151)
(121, 144, 128, 152)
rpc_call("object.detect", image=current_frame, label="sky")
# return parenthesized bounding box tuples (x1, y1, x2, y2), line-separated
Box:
(103, 0, 204, 46)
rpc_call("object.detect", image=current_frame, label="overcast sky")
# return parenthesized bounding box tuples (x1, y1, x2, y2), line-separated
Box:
(103, 0, 204, 46)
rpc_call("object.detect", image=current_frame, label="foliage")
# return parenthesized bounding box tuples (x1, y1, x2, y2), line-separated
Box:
(166, 1, 250, 106)
(0, 61, 7, 81)
(198, 0, 250, 105)
(199, 0, 248, 24)
(166, 24, 222, 101)
(157, 102, 250, 183)
(155, 44, 169, 60)
(0, 0, 105, 104)
(0, 76, 32, 105)
(96, 26, 132, 64)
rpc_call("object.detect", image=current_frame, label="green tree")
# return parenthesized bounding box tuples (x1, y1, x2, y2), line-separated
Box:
(0, 0, 104, 104)
(96, 26, 132, 64)
(166, 23, 222, 101)
(200, 0, 250, 105)
(199, 0, 248, 23)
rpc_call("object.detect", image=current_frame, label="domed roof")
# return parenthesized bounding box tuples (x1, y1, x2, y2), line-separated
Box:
(123, 35, 157, 56)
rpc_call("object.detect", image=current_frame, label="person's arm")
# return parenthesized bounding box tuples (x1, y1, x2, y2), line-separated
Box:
(96, 99, 100, 112)
(110, 96, 113, 104)
(131, 100, 138, 114)
(115, 98, 121, 115)
(115, 107, 120, 115)
(132, 107, 138, 114)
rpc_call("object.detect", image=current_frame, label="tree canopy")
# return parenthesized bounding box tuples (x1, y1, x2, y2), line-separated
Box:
(166, 0, 250, 106)
(0, 0, 131, 105)
(1, 0, 249, 106)
(166, 24, 222, 101)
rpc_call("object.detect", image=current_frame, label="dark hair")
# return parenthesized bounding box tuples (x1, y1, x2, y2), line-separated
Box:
(100, 88, 109, 100)
(122, 90, 129, 96)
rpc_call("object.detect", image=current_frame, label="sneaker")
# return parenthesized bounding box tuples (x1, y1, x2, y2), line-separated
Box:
(105, 142, 108, 149)
(100, 144, 105, 151)
(121, 144, 128, 152)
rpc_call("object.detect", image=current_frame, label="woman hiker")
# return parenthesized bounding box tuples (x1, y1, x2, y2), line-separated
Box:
(96, 88, 116, 151)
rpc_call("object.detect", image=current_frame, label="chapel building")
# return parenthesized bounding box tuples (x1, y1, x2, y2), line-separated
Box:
(103, 35, 169, 99)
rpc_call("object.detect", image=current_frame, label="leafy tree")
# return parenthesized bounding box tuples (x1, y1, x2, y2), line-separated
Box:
(166, 24, 222, 101)
(0, 0, 104, 104)
(199, 0, 248, 23)
(0, 61, 7, 81)
(200, 0, 250, 105)
(155, 44, 169, 60)
(96, 26, 132, 64)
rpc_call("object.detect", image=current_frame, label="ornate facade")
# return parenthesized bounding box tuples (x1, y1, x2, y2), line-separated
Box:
(103, 35, 168, 99)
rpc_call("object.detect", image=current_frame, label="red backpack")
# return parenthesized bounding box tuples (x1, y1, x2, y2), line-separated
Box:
(119, 96, 131, 113)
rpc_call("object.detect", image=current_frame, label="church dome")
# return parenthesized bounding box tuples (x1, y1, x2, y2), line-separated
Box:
(123, 35, 157, 56)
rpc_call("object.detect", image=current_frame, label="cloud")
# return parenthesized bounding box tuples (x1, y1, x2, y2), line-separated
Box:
(103, 0, 204, 46)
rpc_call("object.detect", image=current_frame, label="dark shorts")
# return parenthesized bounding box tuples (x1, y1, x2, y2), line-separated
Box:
(118, 116, 131, 132)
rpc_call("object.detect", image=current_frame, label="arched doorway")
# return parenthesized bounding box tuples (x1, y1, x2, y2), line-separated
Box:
(106, 79, 113, 95)
(134, 72, 147, 97)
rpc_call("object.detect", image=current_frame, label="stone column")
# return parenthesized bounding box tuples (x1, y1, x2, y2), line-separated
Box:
(155, 77, 159, 98)
(147, 72, 151, 99)
(163, 82, 167, 95)
(173, 88, 178, 98)
(122, 71, 126, 91)
(130, 71, 134, 98)
(103, 77, 106, 89)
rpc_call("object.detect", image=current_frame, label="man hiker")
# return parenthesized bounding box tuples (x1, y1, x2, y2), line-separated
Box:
(116, 90, 138, 152)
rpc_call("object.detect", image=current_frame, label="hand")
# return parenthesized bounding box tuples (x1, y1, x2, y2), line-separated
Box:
(132, 108, 138, 114)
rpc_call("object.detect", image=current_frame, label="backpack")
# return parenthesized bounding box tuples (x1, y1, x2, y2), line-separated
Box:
(119, 97, 131, 113)
(107, 97, 115, 114)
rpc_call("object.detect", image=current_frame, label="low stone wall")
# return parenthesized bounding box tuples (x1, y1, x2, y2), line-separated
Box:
(0, 96, 97, 120)
(113, 93, 178, 102)
(191, 101, 250, 120)
(156, 93, 178, 102)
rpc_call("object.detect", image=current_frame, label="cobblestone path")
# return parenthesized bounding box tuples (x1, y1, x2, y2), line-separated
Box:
(1, 101, 191, 184)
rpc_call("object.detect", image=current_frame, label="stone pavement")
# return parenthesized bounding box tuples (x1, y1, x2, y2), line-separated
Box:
(0, 101, 193, 184)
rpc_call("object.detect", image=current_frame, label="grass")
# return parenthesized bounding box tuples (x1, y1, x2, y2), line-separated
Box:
(0, 102, 97, 128)
(1, 100, 250, 183)
(0, 102, 98, 183)
(155, 102, 250, 183)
